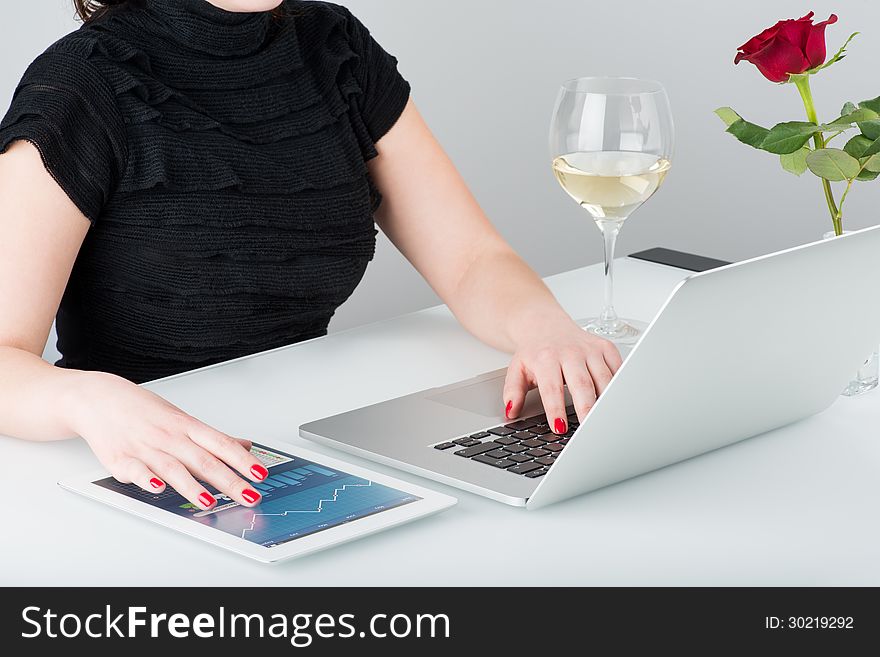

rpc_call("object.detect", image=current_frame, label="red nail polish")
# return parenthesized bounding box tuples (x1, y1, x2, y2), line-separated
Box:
(554, 417, 567, 434)
(149, 477, 164, 489)
(250, 464, 268, 481)
(242, 489, 261, 504)
(505, 400, 513, 419)
(198, 492, 216, 508)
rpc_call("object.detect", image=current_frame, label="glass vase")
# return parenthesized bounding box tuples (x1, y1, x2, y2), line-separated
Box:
(823, 230, 879, 397)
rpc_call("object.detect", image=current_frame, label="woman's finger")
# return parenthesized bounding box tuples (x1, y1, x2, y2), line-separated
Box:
(533, 360, 568, 434)
(561, 358, 597, 422)
(587, 352, 615, 396)
(146, 453, 219, 510)
(111, 456, 166, 494)
(234, 436, 254, 453)
(186, 421, 268, 483)
(170, 437, 262, 508)
(502, 359, 531, 420)
(602, 341, 624, 374)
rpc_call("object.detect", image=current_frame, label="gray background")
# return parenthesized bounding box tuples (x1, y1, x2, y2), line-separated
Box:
(3, 1, 877, 359)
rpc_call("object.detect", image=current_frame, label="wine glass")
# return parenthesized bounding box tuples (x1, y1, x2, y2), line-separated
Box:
(549, 77, 674, 345)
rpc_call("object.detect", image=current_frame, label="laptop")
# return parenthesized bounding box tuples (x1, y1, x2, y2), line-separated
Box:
(300, 226, 880, 509)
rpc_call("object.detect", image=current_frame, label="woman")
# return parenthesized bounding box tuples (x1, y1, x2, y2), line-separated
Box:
(0, 0, 620, 511)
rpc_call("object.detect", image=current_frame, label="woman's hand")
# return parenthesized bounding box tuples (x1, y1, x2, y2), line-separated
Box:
(503, 318, 623, 433)
(63, 371, 268, 510)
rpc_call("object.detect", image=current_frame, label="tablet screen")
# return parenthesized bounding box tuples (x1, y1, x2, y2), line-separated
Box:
(93, 445, 421, 548)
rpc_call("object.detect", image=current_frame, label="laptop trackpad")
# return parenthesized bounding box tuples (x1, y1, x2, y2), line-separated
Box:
(426, 375, 548, 419)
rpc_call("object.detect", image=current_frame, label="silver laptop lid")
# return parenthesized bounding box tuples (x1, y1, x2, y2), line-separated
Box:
(528, 226, 880, 509)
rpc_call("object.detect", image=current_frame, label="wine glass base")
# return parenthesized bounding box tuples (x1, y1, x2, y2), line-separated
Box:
(578, 317, 648, 346)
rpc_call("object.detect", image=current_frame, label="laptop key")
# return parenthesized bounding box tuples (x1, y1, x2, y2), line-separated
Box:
(488, 426, 516, 436)
(559, 438, 570, 445)
(525, 448, 550, 458)
(513, 430, 535, 441)
(454, 437, 478, 446)
(507, 454, 533, 463)
(508, 461, 544, 475)
(504, 419, 539, 431)
(433, 442, 456, 450)
(472, 455, 516, 469)
(534, 456, 556, 466)
(520, 438, 546, 449)
(502, 444, 528, 454)
(543, 443, 564, 453)
(525, 468, 549, 478)
(454, 442, 502, 458)
(469, 431, 491, 440)
(530, 424, 553, 435)
(493, 436, 518, 446)
(485, 449, 511, 459)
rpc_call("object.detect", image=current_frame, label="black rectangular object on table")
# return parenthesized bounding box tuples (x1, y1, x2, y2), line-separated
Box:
(628, 248, 731, 273)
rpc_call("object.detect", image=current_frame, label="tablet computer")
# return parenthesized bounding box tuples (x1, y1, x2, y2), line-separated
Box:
(59, 443, 456, 564)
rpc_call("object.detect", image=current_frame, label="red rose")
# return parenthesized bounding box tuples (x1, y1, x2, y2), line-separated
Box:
(735, 12, 838, 82)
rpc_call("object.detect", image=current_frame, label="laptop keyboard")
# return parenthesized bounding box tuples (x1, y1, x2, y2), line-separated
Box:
(432, 405, 579, 479)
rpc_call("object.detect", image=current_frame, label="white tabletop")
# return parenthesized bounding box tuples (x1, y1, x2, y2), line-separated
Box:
(3, 257, 879, 586)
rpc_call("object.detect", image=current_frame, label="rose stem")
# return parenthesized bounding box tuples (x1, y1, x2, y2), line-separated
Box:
(793, 74, 843, 235)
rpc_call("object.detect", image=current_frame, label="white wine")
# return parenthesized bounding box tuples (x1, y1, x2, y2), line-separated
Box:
(552, 151, 671, 222)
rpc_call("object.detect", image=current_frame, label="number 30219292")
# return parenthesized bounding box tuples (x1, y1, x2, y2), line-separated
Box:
(765, 616, 854, 630)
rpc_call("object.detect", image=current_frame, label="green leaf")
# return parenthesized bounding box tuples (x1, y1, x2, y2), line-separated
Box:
(824, 107, 880, 127)
(806, 148, 861, 181)
(862, 153, 880, 173)
(846, 135, 880, 179)
(714, 107, 741, 127)
(865, 138, 880, 158)
(780, 147, 809, 176)
(856, 166, 880, 182)
(760, 121, 820, 154)
(858, 119, 880, 141)
(726, 119, 771, 149)
(859, 96, 880, 114)
(808, 32, 859, 73)
(844, 134, 873, 158)
(841, 102, 858, 116)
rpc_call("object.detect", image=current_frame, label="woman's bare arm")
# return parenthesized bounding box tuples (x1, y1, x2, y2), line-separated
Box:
(0, 141, 270, 510)
(370, 100, 622, 429)
(0, 140, 90, 440)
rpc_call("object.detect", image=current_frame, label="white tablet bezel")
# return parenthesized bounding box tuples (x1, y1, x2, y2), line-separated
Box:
(59, 443, 457, 564)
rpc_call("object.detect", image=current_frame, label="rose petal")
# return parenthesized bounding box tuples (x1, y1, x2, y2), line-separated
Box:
(737, 20, 784, 55)
(804, 14, 839, 68)
(776, 16, 814, 51)
(739, 36, 811, 82)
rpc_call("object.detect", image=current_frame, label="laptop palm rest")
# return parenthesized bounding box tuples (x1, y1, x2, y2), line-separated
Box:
(426, 374, 563, 419)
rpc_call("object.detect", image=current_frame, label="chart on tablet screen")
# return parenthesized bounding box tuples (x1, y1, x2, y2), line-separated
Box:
(93, 445, 421, 547)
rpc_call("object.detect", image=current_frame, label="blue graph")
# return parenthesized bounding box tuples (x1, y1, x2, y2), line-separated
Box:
(232, 476, 409, 545)
(94, 447, 420, 548)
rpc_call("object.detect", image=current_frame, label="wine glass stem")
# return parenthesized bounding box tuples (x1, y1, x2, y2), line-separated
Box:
(598, 220, 621, 328)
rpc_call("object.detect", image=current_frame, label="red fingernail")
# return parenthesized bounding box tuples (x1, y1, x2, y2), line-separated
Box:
(149, 477, 164, 489)
(250, 464, 268, 481)
(554, 417, 567, 434)
(242, 489, 261, 504)
(198, 492, 216, 508)
(505, 400, 513, 419)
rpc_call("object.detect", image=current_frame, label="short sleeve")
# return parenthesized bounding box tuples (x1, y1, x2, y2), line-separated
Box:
(0, 50, 127, 225)
(340, 8, 411, 144)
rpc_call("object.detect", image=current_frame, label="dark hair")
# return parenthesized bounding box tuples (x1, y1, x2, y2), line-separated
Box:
(73, 1, 287, 22)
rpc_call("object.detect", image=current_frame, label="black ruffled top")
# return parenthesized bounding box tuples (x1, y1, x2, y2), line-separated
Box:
(0, 0, 410, 383)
